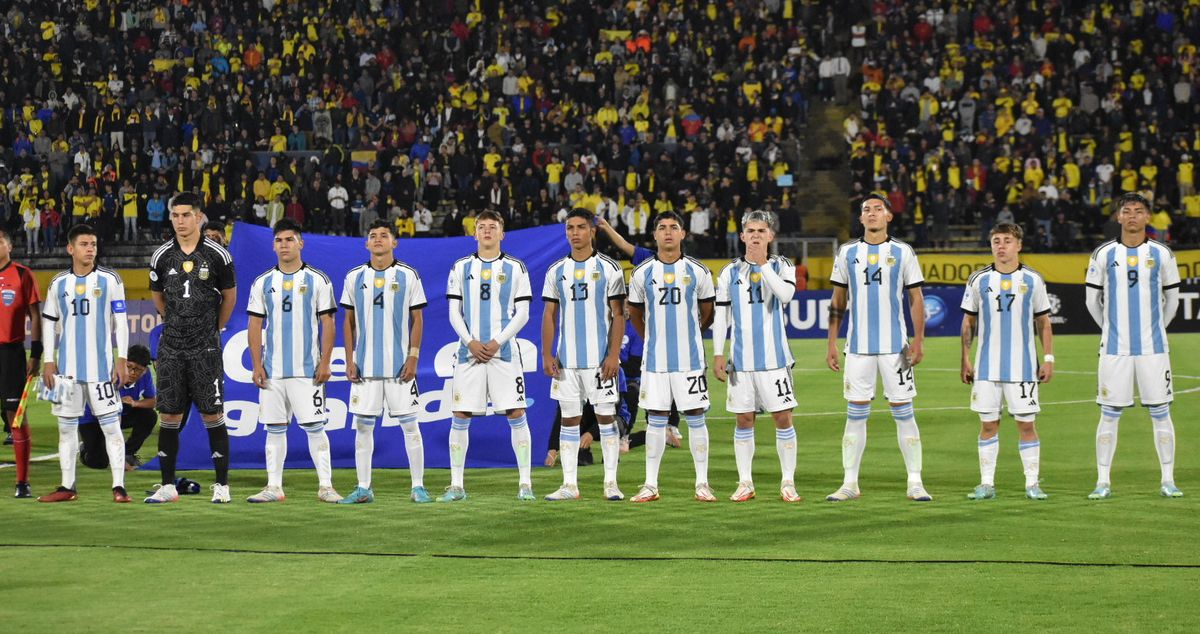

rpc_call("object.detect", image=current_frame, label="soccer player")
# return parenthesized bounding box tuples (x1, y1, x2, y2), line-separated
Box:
(1084, 192, 1183, 499)
(340, 219, 429, 504)
(36, 224, 131, 503)
(442, 210, 533, 502)
(627, 212, 716, 503)
(144, 192, 238, 504)
(246, 219, 341, 503)
(826, 194, 931, 502)
(960, 223, 1054, 501)
(0, 229, 42, 498)
(712, 211, 801, 503)
(541, 209, 627, 501)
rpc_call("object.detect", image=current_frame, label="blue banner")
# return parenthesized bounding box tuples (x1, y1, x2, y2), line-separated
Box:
(775, 286, 965, 339)
(173, 223, 568, 470)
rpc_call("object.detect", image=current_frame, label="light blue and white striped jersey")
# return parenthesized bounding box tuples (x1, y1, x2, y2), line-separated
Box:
(542, 252, 626, 369)
(627, 256, 715, 373)
(340, 260, 427, 378)
(715, 256, 796, 371)
(961, 265, 1051, 382)
(247, 263, 336, 379)
(1086, 239, 1180, 356)
(830, 238, 924, 355)
(42, 267, 128, 383)
(446, 252, 532, 364)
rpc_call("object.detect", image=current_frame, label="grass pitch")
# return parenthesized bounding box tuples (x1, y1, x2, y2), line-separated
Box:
(2, 335, 1197, 632)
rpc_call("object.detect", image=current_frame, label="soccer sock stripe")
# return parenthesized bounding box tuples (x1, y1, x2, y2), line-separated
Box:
(645, 415, 669, 487)
(509, 414, 532, 486)
(203, 416, 226, 429)
(1148, 405, 1175, 483)
(396, 414, 424, 488)
(449, 416, 471, 488)
(57, 419, 80, 489)
(98, 415, 126, 488)
(302, 421, 333, 488)
(205, 421, 230, 486)
(847, 403, 871, 421)
(734, 427, 755, 483)
(890, 404, 922, 481)
(1096, 407, 1121, 484)
(1018, 440, 1041, 488)
(354, 416, 376, 489)
(978, 435, 999, 486)
(776, 426, 797, 483)
(265, 425, 287, 489)
(598, 423, 619, 482)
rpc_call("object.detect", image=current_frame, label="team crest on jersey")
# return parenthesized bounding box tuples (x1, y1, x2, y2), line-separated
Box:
(497, 272, 507, 283)
(1145, 257, 1156, 268)
(750, 272, 762, 283)
(298, 283, 307, 294)
(283, 280, 293, 291)
(591, 270, 601, 281)
(199, 265, 210, 280)
(92, 287, 102, 297)
(183, 261, 194, 273)
(1000, 279, 1012, 291)
(664, 273, 675, 284)
(481, 269, 492, 281)
(886, 255, 896, 267)
(867, 254, 879, 265)
(1018, 283, 1029, 294)
(682, 274, 692, 285)
(574, 269, 585, 280)
(1127, 256, 1138, 267)
(75, 284, 86, 295)
(374, 278, 385, 288)
(389, 281, 400, 292)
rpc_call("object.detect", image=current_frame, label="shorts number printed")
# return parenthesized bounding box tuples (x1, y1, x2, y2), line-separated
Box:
(896, 367, 913, 385)
(515, 376, 525, 395)
(687, 374, 707, 394)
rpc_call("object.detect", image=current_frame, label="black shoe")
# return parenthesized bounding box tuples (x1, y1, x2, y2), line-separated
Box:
(125, 454, 144, 468)
(14, 481, 31, 498)
(3, 433, 12, 445)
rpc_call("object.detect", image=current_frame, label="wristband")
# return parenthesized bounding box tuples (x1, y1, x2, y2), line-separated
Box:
(1043, 354, 1055, 363)
(408, 347, 420, 359)
(29, 341, 43, 360)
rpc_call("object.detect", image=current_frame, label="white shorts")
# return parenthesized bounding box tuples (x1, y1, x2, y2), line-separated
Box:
(971, 380, 1040, 422)
(1098, 353, 1173, 407)
(843, 353, 917, 402)
(349, 377, 420, 418)
(551, 367, 619, 418)
(726, 366, 796, 414)
(639, 370, 710, 412)
(259, 377, 328, 425)
(451, 358, 526, 414)
(51, 378, 121, 420)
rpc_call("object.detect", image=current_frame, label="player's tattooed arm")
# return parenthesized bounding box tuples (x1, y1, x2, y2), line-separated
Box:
(826, 286, 847, 372)
(960, 314, 976, 384)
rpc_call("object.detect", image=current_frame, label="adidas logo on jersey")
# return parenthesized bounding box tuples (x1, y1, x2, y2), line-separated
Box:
(168, 268, 178, 275)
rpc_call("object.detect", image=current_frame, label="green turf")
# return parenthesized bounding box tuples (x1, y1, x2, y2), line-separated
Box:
(1, 335, 1196, 631)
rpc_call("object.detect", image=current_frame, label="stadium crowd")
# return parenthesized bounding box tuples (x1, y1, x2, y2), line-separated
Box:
(0, 0, 838, 259)
(844, 0, 1200, 250)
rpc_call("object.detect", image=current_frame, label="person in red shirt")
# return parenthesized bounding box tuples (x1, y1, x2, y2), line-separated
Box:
(0, 229, 43, 498)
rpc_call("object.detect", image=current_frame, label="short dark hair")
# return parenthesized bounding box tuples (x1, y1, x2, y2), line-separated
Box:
(367, 218, 396, 238)
(203, 220, 226, 234)
(989, 222, 1024, 242)
(168, 191, 203, 211)
(565, 208, 594, 223)
(272, 218, 303, 236)
(861, 193, 893, 212)
(477, 210, 505, 226)
(1115, 192, 1150, 212)
(67, 224, 96, 243)
(0, 228, 9, 243)
(127, 344, 152, 367)
(653, 211, 685, 230)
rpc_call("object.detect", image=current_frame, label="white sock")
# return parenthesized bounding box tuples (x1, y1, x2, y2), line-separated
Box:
(733, 426, 755, 483)
(644, 415, 668, 488)
(1018, 439, 1040, 488)
(353, 415, 376, 489)
(842, 403, 870, 486)
(449, 416, 471, 488)
(265, 425, 287, 489)
(58, 419, 80, 489)
(599, 422, 619, 483)
(559, 424, 580, 487)
(98, 414, 126, 489)
(891, 403, 923, 483)
(397, 414, 424, 488)
(776, 426, 797, 483)
(686, 414, 709, 485)
(978, 435, 999, 486)
(509, 414, 532, 486)
(1149, 405, 1175, 484)
(302, 422, 333, 488)
(1096, 406, 1121, 485)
